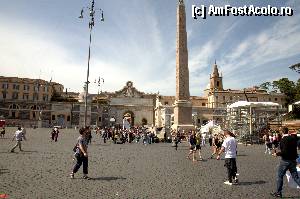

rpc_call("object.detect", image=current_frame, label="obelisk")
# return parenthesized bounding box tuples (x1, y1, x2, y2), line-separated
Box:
(173, 0, 193, 130)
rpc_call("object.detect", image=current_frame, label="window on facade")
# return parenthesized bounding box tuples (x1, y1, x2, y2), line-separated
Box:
(67, 116, 71, 121)
(202, 103, 206, 106)
(217, 81, 219, 87)
(12, 92, 18, 100)
(2, 83, 8, 89)
(13, 84, 20, 90)
(98, 117, 102, 122)
(2, 91, 6, 99)
(275, 98, 278, 101)
(34, 86, 39, 92)
(23, 85, 30, 91)
(230, 96, 233, 100)
(164, 102, 169, 105)
(52, 115, 55, 120)
(223, 96, 226, 101)
(12, 111, 16, 118)
(197, 119, 201, 124)
(33, 93, 39, 101)
(23, 94, 29, 100)
(43, 95, 48, 101)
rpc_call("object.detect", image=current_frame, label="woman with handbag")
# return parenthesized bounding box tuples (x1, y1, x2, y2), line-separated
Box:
(70, 127, 90, 179)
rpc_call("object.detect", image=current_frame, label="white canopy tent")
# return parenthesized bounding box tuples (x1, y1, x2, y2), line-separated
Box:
(228, 101, 280, 109)
(226, 101, 282, 143)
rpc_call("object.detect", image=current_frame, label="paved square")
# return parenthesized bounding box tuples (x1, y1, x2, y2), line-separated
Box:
(0, 128, 299, 199)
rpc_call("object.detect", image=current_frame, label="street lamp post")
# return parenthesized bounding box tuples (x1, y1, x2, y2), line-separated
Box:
(95, 77, 104, 127)
(79, 0, 104, 127)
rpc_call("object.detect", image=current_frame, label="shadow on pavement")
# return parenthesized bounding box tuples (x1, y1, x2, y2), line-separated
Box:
(237, 180, 266, 186)
(92, 143, 112, 146)
(90, 176, 126, 181)
(237, 154, 247, 157)
(22, 150, 38, 153)
(282, 196, 300, 199)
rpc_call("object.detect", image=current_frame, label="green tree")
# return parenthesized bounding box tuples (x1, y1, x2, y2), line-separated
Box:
(295, 79, 300, 101)
(259, 82, 272, 91)
(272, 78, 296, 105)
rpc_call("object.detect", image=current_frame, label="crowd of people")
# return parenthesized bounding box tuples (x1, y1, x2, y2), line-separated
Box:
(263, 129, 282, 155)
(94, 126, 159, 145)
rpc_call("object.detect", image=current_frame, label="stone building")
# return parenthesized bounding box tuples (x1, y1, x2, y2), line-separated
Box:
(0, 72, 286, 128)
(204, 62, 286, 109)
(0, 76, 63, 127)
(154, 62, 286, 129)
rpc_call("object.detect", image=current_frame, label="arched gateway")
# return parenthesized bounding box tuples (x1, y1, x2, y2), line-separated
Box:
(123, 111, 134, 127)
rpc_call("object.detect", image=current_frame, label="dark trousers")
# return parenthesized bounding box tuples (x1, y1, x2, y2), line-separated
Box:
(276, 159, 300, 194)
(51, 133, 58, 142)
(73, 155, 88, 175)
(225, 158, 237, 183)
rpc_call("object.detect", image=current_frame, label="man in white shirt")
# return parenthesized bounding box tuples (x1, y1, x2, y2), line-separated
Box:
(10, 127, 26, 152)
(217, 130, 238, 185)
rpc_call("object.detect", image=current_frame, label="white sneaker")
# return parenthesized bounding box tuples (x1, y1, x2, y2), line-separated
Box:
(224, 181, 232, 185)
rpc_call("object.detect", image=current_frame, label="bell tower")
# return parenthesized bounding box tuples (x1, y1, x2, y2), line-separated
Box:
(210, 61, 223, 91)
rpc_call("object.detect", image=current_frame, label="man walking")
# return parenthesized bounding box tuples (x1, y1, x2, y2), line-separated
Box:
(270, 127, 300, 198)
(10, 127, 27, 152)
(217, 130, 238, 185)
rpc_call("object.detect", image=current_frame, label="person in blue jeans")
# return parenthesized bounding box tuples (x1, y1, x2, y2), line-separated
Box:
(271, 127, 300, 198)
(70, 127, 89, 179)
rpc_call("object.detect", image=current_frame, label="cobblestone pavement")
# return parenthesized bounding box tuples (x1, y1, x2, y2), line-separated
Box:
(0, 128, 299, 199)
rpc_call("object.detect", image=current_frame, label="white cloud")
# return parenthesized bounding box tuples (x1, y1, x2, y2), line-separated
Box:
(220, 7, 300, 80)
(0, 18, 84, 90)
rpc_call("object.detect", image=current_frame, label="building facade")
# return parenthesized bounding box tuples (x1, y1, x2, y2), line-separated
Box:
(0, 76, 64, 127)
(204, 63, 286, 109)
(0, 70, 286, 129)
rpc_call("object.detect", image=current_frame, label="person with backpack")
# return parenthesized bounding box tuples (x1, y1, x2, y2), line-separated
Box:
(70, 127, 90, 179)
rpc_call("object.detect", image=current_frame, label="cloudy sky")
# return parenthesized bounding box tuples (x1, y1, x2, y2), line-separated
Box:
(0, 0, 299, 96)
